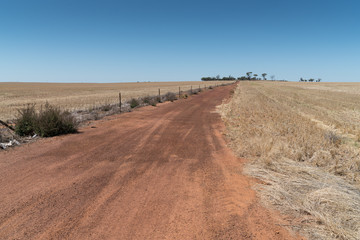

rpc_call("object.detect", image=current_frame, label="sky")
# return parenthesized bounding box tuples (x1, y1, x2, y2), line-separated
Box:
(0, 0, 359, 82)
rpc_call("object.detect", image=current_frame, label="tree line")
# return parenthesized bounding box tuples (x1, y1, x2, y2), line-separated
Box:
(299, 78, 321, 82)
(201, 72, 277, 81)
(201, 73, 323, 82)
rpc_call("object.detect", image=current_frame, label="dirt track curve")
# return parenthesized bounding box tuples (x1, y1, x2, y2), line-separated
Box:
(0, 85, 302, 240)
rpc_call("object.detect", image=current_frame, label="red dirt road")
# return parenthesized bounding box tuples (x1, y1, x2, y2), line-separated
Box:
(0, 85, 301, 240)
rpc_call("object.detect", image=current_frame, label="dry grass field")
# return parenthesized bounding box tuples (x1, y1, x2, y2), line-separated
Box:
(218, 81, 360, 240)
(0, 81, 230, 121)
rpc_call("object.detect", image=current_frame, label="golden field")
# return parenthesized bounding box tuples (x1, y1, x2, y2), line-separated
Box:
(0, 81, 229, 121)
(219, 81, 360, 240)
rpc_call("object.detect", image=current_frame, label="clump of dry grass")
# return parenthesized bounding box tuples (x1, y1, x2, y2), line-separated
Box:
(218, 82, 360, 240)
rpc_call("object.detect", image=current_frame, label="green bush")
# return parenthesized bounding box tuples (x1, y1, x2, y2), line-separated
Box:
(15, 103, 78, 137)
(15, 104, 37, 136)
(130, 98, 140, 108)
(36, 103, 78, 137)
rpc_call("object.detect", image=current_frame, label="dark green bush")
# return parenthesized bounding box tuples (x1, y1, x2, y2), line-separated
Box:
(130, 98, 140, 108)
(15, 103, 78, 137)
(15, 104, 37, 136)
(36, 103, 78, 137)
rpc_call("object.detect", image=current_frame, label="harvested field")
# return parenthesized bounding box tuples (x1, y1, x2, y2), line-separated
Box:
(218, 81, 360, 240)
(0, 81, 231, 121)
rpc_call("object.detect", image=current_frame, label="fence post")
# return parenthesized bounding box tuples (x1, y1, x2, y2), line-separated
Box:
(158, 88, 160, 101)
(191, 86, 192, 94)
(119, 92, 122, 112)
(179, 86, 181, 98)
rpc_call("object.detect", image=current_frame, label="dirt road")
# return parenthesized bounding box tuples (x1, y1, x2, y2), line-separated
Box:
(0, 85, 301, 239)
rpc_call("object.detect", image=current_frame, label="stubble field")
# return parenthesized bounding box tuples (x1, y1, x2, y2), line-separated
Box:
(219, 81, 360, 240)
(0, 81, 230, 121)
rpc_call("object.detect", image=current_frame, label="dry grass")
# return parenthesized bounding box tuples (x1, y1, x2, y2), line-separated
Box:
(0, 81, 230, 121)
(218, 81, 360, 240)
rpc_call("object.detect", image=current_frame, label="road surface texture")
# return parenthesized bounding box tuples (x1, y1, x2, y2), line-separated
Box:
(0, 85, 302, 240)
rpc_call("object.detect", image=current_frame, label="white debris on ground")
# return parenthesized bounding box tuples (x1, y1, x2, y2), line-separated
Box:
(0, 140, 20, 149)
(0, 127, 33, 150)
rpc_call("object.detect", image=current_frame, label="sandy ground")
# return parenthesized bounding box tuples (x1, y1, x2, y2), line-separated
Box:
(0, 85, 303, 239)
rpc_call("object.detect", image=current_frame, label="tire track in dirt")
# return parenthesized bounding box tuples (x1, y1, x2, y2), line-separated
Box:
(0, 85, 303, 239)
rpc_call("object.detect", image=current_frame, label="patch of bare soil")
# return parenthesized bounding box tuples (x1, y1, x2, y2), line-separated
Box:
(0, 85, 303, 239)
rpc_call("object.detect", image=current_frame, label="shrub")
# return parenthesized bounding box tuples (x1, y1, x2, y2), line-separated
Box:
(142, 96, 157, 106)
(15, 103, 78, 137)
(164, 92, 177, 102)
(101, 104, 112, 112)
(36, 103, 78, 137)
(130, 98, 140, 108)
(142, 96, 152, 104)
(15, 104, 37, 136)
(209, 86, 213, 89)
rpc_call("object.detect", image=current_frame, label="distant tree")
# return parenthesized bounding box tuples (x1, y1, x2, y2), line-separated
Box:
(253, 74, 258, 80)
(300, 78, 304, 82)
(317, 78, 322, 82)
(222, 75, 236, 81)
(201, 76, 235, 81)
(309, 78, 314, 82)
(270, 75, 275, 80)
(246, 72, 253, 80)
(237, 76, 247, 80)
(262, 73, 267, 80)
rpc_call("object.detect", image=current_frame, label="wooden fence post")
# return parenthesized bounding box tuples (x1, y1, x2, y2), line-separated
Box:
(179, 87, 181, 98)
(158, 88, 161, 101)
(191, 86, 192, 94)
(119, 92, 122, 112)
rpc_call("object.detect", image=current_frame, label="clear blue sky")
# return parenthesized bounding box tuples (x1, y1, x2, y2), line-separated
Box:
(1, 0, 359, 82)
